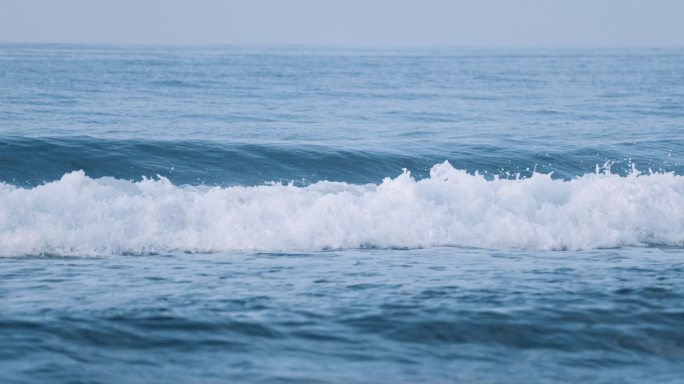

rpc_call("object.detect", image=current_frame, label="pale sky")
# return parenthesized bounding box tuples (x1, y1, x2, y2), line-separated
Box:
(1, 0, 683, 46)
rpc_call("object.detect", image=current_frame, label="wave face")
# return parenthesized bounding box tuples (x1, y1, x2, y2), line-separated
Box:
(2, 161, 682, 256)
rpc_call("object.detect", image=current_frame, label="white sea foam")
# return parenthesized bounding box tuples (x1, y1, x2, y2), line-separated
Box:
(1, 161, 683, 256)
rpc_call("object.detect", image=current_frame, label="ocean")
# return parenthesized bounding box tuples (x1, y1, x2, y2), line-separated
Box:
(1, 44, 683, 383)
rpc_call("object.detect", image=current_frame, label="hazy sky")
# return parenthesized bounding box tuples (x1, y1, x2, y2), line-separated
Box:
(1, 0, 683, 46)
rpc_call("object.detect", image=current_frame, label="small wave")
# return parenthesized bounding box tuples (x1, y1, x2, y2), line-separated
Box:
(1, 161, 683, 256)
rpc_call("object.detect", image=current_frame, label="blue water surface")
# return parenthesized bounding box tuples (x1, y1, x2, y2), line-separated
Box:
(1, 44, 684, 383)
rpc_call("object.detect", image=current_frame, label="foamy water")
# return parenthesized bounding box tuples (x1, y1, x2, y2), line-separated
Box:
(2, 162, 683, 256)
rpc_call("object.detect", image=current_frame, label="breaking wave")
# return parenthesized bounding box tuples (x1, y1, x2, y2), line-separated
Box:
(1, 161, 683, 256)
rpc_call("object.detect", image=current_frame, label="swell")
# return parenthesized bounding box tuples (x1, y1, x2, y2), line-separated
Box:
(1, 137, 682, 188)
(1, 161, 683, 256)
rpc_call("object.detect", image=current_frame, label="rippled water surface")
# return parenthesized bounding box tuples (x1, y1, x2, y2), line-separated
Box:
(3, 249, 684, 384)
(1, 44, 684, 383)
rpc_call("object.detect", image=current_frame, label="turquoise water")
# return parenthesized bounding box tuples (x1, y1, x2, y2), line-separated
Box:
(1, 44, 683, 383)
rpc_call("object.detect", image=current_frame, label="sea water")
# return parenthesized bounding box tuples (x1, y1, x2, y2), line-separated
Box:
(1, 44, 683, 383)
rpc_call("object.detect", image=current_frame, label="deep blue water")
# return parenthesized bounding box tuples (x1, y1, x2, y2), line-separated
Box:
(1, 44, 684, 383)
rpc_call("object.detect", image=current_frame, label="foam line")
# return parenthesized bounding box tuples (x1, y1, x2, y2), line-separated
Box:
(1, 161, 682, 256)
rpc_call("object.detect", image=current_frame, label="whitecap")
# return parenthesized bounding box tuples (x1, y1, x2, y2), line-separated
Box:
(1, 161, 683, 256)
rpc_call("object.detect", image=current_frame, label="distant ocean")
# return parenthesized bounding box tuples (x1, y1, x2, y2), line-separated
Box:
(1, 44, 683, 383)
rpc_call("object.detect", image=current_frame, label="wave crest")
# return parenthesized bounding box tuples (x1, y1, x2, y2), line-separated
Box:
(1, 161, 683, 255)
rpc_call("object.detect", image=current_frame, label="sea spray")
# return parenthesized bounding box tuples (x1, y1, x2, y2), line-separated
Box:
(1, 161, 682, 256)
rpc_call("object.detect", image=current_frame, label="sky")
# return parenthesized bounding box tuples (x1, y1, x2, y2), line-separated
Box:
(1, 0, 683, 46)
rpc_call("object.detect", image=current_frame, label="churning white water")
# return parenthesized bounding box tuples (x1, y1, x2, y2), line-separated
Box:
(1, 161, 682, 256)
